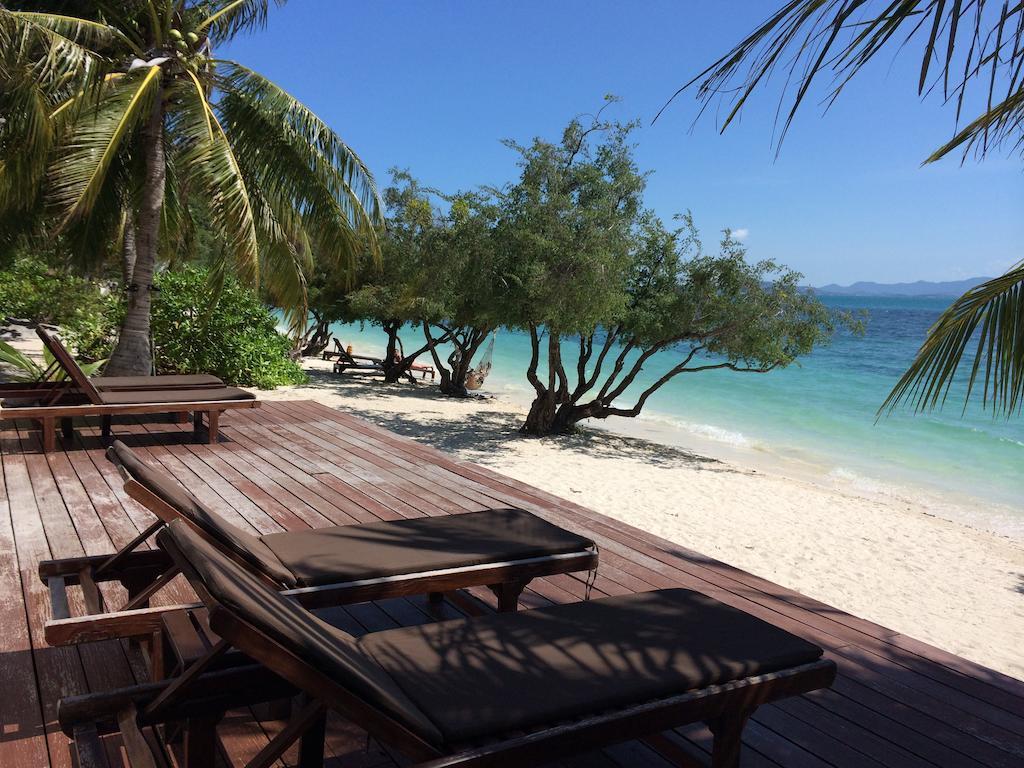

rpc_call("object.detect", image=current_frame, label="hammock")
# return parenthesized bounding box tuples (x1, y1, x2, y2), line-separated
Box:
(464, 333, 495, 391)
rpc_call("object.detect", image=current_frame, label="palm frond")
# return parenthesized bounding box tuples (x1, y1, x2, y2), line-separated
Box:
(215, 60, 383, 230)
(881, 264, 1024, 416)
(197, 0, 285, 43)
(48, 63, 161, 227)
(206, 60, 383, 310)
(173, 79, 260, 284)
(664, 0, 1024, 162)
(10, 10, 141, 54)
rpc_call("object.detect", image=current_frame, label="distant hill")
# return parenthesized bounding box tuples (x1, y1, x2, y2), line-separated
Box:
(814, 277, 991, 297)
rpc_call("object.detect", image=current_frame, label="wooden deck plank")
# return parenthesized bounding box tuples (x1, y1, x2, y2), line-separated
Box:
(1, 399, 1021, 768)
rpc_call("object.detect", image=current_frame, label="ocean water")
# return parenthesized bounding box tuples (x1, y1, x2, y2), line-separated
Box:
(322, 296, 1023, 533)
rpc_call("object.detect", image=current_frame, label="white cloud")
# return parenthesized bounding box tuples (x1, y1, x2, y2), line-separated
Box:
(731, 227, 749, 241)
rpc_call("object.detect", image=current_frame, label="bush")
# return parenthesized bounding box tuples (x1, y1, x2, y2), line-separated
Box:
(0, 257, 120, 361)
(151, 267, 307, 389)
(0, 257, 305, 389)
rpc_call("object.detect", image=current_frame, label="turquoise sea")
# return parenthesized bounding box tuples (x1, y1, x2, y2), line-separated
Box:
(322, 296, 1023, 534)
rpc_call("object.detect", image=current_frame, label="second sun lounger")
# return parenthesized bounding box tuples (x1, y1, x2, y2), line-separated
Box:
(58, 520, 836, 768)
(1, 329, 257, 451)
(41, 440, 599, 645)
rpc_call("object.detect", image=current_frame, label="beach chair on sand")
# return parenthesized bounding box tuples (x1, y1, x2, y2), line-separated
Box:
(58, 519, 836, 768)
(330, 342, 420, 384)
(0, 329, 257, 451)
(41, 440, 599, 647)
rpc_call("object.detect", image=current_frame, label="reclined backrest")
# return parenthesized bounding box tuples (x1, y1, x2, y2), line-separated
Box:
(159, 520, 443, 744)
(36, 327, 103, 404)
(108, 441, 294, 585)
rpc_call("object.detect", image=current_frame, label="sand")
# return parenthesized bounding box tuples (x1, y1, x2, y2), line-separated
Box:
(261, 359, 1024, 680)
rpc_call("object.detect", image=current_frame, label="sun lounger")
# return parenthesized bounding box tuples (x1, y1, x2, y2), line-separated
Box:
(328, 340, 420, 384)
(41, 440, 598, 646)
(58, 519, 835, 768)
(1, 330, 257, 451)
(36, 326, 225, 395)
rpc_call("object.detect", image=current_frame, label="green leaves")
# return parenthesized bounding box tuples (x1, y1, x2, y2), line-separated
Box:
(0, 1, 381, 341)
(48, 64, 161, 228)
(0, 340, 105, 382)
(882, 265, 1024, 416)
(668, 1, 1024, 162)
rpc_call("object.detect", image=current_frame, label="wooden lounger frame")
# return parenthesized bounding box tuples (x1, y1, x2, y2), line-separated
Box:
(3, 399, 259, 452)
(58, 529, 837, 768)
(41, 463, 599, 646)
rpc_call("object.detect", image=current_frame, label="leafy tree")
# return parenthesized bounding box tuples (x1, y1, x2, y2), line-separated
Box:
(420, 193, 505, 397)
(661, 1, 1023, 416)
(497, 107, 844, 435)
(344, 172, 451, 383)
(0, 0, 381, 376)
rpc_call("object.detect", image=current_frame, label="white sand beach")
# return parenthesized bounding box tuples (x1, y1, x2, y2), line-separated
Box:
(262, 359, 1024, 680)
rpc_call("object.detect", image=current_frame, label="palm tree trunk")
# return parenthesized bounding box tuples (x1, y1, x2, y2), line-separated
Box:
(105, 95, 165, 376)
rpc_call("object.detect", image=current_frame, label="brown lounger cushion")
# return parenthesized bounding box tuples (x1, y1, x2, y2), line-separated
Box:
(259, 509, 596, 587)
(361, 589, 825, 743)
(108, 441, 293, 584)
(161, 520, 444, 744)
(99, 386, 254, 404)
(93, 374, 224, 390)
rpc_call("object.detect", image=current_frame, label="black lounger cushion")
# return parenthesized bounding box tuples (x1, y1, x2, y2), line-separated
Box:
(99, 386, 254, 404)
(360, 589, 825, 743)
(109, 441, 293, 584)
(162, 520, 444, 744)
(92, 374, 224, 390)
(259, 509, 595, 587)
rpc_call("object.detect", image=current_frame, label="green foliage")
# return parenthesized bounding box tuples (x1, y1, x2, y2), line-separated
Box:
(0, 256, 120, 360)
(150, 266, 306, 389)
(0, 342, 104, 382)
(0, 1, 383, 368)
(495, 103, 645, 335)
(0, 256, 97, 323)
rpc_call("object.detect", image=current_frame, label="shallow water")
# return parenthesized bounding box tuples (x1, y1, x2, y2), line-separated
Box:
(322, 295, 1023, 531)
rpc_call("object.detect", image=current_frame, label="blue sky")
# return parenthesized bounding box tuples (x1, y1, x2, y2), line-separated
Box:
(222, 1, 1022, 286)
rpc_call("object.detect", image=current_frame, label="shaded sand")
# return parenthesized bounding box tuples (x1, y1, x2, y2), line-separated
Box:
(261, 360, 1024, 680)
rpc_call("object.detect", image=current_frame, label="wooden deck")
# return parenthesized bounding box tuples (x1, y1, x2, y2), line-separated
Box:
(1, 399, 1022, 768)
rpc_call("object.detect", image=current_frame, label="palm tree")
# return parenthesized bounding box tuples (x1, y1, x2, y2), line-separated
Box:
(0, 0, 381, 375)
(660, 1, 1023, 416)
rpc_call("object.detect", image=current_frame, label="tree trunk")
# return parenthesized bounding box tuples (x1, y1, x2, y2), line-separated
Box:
(436, 327, 488, 398)
(521, 398, 595, 435)
(381, 320, 408, 383)
(301, 315, 332, 357)
(105, 94, 165, 376)
(121, 218, 137, 287)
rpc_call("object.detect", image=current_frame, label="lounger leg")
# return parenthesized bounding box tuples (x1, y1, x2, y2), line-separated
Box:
(193, 411, 203, 437)
(61, 417, 74, 440)
(101, 415, 112, 442)
(207, 411, 219, 443)
(489, 579, 528, 612)
(41, 417, 56, 453)
(182, 715, 219, 768)
(709, 710, 751, 768)
(297, 706, 327, 768)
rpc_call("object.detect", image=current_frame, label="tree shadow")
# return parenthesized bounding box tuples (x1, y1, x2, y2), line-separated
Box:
(300, 370, 731, 473)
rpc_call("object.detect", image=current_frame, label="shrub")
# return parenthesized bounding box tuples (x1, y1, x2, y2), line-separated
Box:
(0, 256, 120, 361)
(151, 267, 306, 389)
(0, 257, 304, 388)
